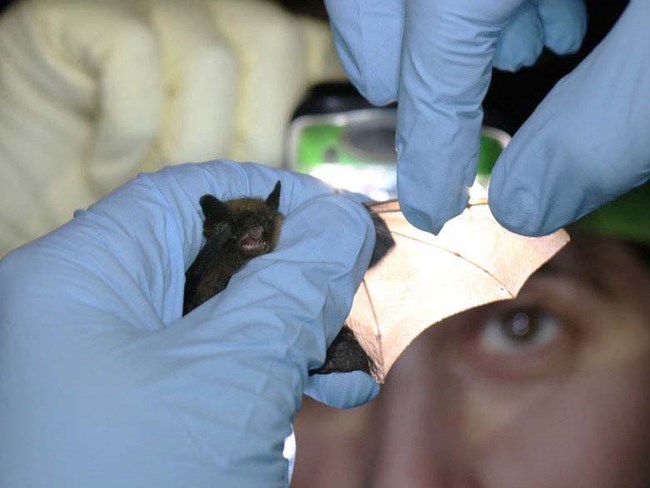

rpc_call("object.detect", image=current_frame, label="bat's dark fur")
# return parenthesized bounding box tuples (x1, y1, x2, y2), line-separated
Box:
(183, 185, 396, 376)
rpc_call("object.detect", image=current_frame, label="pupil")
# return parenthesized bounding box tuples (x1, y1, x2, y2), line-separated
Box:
(503, 311, 537, 340)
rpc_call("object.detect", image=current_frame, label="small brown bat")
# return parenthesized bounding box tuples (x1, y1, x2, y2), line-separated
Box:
(183, 183, 395, 376)
(183, 181, 283, 315)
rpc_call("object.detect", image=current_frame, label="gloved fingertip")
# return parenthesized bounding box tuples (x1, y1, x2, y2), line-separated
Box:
(488, 183, 546, 237)
(304, 371, 380, 409)
(324, 0, 401, 107)
(538, 0, 588, 55)
(494, 35, 543, 72)
(362, 82, 398, 107)
(400, 205, 442, 235)
(493, 4, 544, 72)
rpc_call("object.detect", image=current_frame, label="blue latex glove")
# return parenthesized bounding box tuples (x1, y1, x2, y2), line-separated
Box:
(490, 1, 650, 235)
(0, 161, 378, 487)
(325, 0, 648, 236)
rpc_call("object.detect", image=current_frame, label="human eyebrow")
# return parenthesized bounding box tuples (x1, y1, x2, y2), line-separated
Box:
(533, 236, 649, 303)
(533, 252, 604, 297)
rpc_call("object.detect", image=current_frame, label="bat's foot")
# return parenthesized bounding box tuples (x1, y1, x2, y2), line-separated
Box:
(309, 327, 373, 376)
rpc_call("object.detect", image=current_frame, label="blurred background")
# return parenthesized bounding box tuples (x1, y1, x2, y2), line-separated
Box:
(0, 0, 632, 257)
(0, 0, 633, 256)
(1, 0, 648, 486)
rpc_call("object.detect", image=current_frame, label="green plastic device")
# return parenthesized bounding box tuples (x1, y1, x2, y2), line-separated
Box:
(285, 109, 510, 201)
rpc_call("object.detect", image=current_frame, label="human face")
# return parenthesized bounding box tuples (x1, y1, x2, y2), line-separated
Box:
(293, 236, 650, 487)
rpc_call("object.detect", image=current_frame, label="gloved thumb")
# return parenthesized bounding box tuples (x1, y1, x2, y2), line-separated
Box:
(488, 0, 650, 236)
(305, 371, 380, 409)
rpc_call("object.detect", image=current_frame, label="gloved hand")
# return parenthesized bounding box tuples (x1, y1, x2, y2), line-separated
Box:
(0, 0, 343, 256)
(324, 0, 648, 235)
(0, 161, 378, 487)
(489, 1, 650, 235)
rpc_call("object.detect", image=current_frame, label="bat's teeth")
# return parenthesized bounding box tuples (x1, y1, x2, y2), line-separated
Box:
(239, 226, 265, 251)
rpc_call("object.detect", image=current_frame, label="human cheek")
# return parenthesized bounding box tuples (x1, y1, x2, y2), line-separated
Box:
(477, 354, 650, 487)
(454, 276, 650, 487)
(369, 326, 478, 487)
(450, 299, 583, 448)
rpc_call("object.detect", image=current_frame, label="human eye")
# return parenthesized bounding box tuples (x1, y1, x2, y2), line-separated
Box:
(478, 307, 560, 356)
(458, 304, 579, 380)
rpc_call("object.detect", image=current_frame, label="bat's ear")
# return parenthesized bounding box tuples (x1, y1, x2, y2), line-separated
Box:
(199, 194, 232, 223)
(265, 181, 281, 211)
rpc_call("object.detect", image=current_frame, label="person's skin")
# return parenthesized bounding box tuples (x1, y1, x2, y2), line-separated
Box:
(292, 235, 650, 487)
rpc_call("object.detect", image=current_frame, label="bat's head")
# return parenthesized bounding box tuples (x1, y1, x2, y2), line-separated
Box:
(200, 181, 284, 257)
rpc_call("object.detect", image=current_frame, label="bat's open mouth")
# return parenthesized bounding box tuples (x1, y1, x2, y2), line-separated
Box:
(239, 226, 267, 253)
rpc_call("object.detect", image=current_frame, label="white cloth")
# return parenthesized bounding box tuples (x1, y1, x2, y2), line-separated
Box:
(0, 0, 344, 256)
